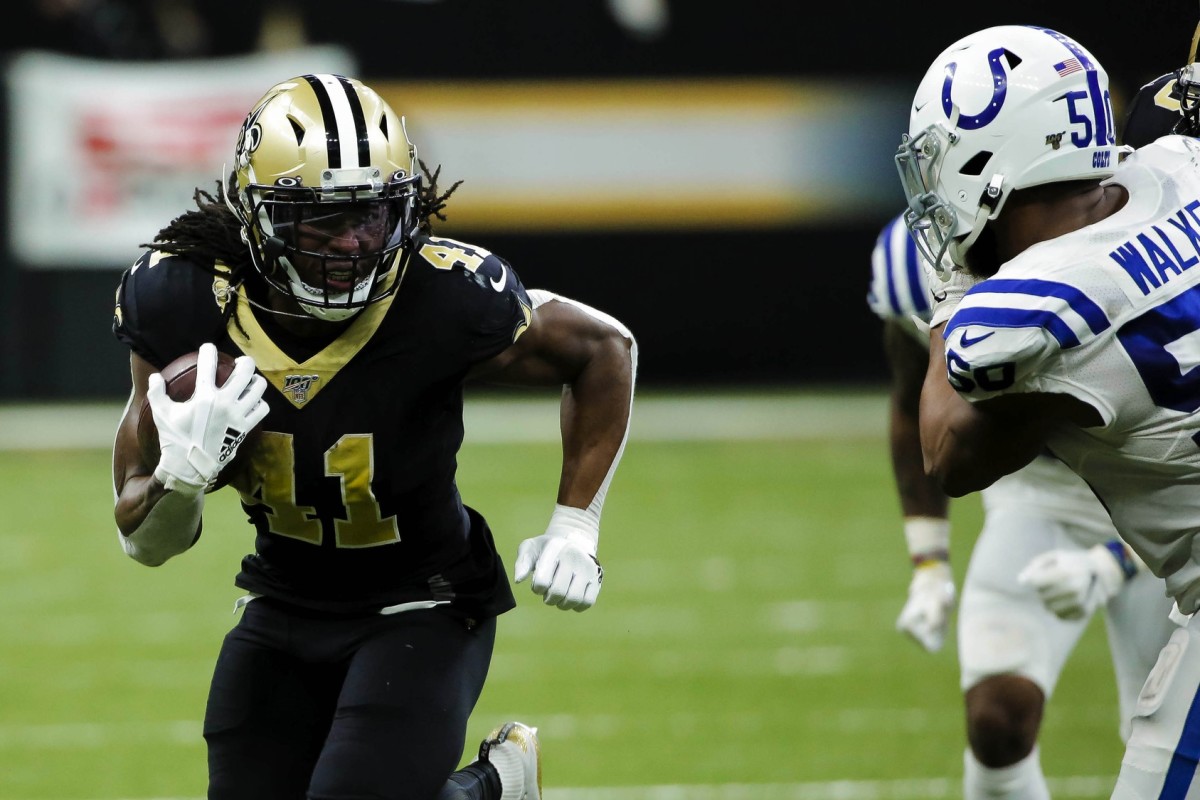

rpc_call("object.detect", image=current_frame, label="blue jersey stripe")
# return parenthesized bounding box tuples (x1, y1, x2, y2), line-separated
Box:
(1160, 679, 1200, 799)
(901, 229, 929, 314)
(868, 214, 932, 321)
(882, 227, 903, 315)
(967, 278, 1111, 334)
(945, 306, 1082, 348)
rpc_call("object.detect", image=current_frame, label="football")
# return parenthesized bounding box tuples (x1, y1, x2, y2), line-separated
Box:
(136, 349, 263, 492)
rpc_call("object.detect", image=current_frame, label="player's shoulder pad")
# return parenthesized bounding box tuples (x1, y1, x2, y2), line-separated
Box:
(115, 249, 232, 366)
(123, 248, 215, 293)
(408, 233, 531, 347)
(124, 249, 231, 314)
(1123, 70, 1183, 149)
(410, 233, 529, 307)
(411, 233, 501, 282)
(941, 289, 1060, 400)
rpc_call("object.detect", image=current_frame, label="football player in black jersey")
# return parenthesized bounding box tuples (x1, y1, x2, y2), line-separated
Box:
(1122, 22, 1200, 147)
(110, 74, 637, 800)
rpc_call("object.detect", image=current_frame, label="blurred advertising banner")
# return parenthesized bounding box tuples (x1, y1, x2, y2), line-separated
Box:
(7, 47, 356, 269)
(375, 79, 910, 235)
(8, 50, 908, 269)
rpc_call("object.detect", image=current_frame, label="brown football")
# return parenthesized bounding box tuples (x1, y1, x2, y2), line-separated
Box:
(136, 350, 263, 492)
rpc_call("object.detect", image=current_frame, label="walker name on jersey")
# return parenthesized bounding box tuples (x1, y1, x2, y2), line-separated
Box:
(1109, 198, 1200, 297)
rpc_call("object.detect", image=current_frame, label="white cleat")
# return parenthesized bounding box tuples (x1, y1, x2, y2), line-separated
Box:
(478, 721, 541, 800)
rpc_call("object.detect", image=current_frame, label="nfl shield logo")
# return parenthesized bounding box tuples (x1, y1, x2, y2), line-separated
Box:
(283, 374, 319, 404)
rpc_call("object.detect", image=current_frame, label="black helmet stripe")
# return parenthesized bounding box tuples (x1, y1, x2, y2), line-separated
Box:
(301, 74, 370, 169)
(335, 74, 371, 168)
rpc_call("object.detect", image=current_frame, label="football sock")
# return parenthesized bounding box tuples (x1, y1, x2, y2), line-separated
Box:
(437, 762, 502, 800)
(963, 746, 1050, 800)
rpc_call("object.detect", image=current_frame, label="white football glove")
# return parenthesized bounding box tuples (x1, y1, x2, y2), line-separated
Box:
(896, 561, 956, 653)
(1017, 543, 1130, 621)
(148, 343, 269, 495)
(514, 504, 604, 611)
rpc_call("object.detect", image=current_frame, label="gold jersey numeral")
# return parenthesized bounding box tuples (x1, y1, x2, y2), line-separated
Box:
(419, 236, 492, 273)
(326, 434, 400, 548)
(240, 432, 399, 548)
(1155, 80, 1183, 113)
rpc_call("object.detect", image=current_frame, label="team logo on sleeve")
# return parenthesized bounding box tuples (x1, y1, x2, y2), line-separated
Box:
(212, 262, 234, 313)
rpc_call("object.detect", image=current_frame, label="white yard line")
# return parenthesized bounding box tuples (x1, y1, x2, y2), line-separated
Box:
(0, 390, 888, 450)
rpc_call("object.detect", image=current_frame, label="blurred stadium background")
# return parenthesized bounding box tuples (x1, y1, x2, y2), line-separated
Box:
(0, 1, 1195, 797)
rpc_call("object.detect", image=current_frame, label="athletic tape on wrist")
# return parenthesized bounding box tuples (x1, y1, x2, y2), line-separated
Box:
(904, 517, 950, 566)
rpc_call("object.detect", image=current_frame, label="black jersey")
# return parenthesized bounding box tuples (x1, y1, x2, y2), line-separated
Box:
(114, 234, 531, 618)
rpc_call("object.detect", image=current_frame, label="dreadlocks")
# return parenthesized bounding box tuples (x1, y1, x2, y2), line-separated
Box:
(142, 184, 248, 277)
(416, 160, 463, 227)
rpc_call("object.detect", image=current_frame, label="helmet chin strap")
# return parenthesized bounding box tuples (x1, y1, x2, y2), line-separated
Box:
(950, 173, 1006, 269)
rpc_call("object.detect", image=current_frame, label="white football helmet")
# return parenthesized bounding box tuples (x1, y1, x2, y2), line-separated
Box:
(226, 74, 420, 322)
(895, 25, 1128, 275)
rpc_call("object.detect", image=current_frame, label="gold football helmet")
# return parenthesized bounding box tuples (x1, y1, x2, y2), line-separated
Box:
(226, 74, 419, 321)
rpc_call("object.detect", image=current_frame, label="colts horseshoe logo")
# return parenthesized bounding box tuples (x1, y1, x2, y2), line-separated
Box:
(941, 47, 1009, 130)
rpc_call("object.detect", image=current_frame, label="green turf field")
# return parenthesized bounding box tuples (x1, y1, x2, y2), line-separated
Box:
(0, 392, 1130, 799)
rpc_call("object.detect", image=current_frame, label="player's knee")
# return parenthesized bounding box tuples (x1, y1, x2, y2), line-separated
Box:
(964, 674, 1045, 767)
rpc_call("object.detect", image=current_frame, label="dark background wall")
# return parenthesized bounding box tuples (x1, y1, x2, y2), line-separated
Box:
(2, 0, 1196, 398)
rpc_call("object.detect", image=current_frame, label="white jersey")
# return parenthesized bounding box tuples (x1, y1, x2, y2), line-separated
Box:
(943, 135, 1200, 612)
(869, 213, 1115, 532)
(871, 207, 1174, 768)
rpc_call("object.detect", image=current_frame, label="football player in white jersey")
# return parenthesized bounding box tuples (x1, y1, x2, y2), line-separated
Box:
(898, 23, 1200, 798)
(870, 214, 1174, 799)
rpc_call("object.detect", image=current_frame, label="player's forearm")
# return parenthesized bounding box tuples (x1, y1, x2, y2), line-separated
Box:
(115, 475, 204, 566)
(890, 394, 950, 518)
(919, 329, 1008, 496)
(556, 333, 636, 512)
(883, 321, 948, 516)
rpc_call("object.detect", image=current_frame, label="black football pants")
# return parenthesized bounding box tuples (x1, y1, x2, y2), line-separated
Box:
(203, 598, 496, 800)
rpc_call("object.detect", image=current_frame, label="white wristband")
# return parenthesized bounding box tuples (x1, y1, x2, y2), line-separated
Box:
(904, 516, 950, 564)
